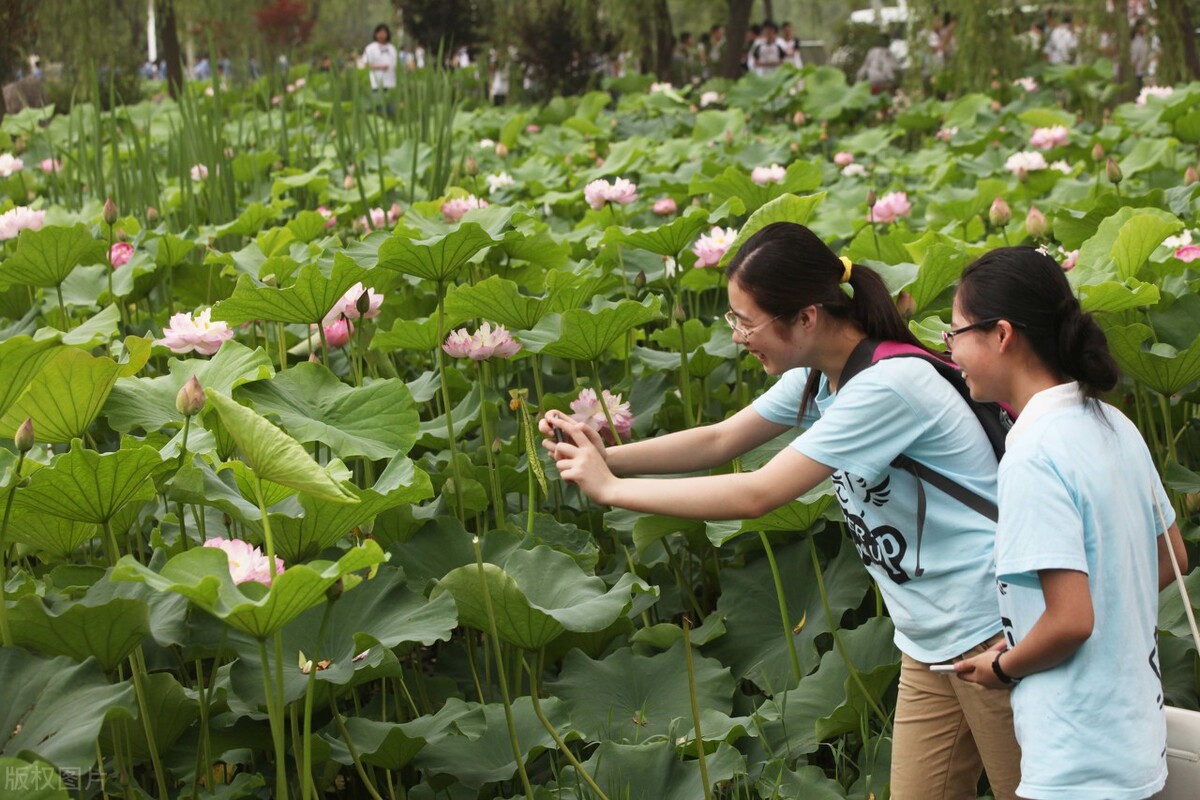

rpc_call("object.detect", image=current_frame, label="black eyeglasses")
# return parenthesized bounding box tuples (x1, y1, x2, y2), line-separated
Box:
(941, 318, 1026, 350)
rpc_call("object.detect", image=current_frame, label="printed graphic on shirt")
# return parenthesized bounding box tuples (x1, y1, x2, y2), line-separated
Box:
(1149, 638, 1163, 709)
(834, 471, 911, 584)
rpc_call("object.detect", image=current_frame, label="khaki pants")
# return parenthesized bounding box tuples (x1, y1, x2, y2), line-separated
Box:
(890, 635, 1022, 800)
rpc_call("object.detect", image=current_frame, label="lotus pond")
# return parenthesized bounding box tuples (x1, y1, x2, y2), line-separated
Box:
(0, 63, 1198, 799)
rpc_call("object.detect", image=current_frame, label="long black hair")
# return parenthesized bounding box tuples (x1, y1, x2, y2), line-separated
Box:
(957, 246, 1119, 400)
(725, 221, 925, 418)
(373, 24, 392, 42)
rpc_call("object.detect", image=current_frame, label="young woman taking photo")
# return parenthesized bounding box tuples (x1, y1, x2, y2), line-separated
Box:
(542, 222, 1021, 799)
(949, 247, 1186, 799)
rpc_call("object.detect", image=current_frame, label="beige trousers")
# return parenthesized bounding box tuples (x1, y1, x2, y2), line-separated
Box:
(890, 635, 1022, 800)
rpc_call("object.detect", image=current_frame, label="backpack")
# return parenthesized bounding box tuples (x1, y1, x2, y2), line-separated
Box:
(838, 339, 1015, 577)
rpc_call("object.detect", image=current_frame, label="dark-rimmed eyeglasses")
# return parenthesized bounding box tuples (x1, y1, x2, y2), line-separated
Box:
(941, 318, 1026, 350)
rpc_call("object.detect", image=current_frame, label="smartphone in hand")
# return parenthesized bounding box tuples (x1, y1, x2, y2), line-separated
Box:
(929, 664, 956, 674)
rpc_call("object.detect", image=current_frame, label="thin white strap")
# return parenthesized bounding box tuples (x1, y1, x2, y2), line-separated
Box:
(1152, 479, 1200, 653)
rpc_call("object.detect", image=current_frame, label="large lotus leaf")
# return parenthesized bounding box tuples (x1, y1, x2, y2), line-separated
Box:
(270, 457, 433, 563)
(58, 303, 120, 348)
(569, 740, 745, 800)
(386, 516, 525, 591)
(105, 672, 199, 760)
(544, 269, 622, 314)
(413, 697, 568, 790)
(376, 223, 500, 283)
(690, 162, 822, 216)
(209, 253, 366, 325)
(0, 336, 62, 421)
(235, 363, 419, 461)
(768, 765, 852, 799)
(547, 640, 734, 744)
(1118, 136, 1175, 177)
(705, 536, 869, 692)
(206, 390, 358, 503)
(5, 509, 99, 558)
(754, 617, 899, 757)
(111, 539, 388, 639)
(322, 717, 426, 770)
(706, 484, 836, 546)
(719, 193, 826, 267)
(219, 460, 297, 507)
(105, 340, 273, 434)
(0, 223, 107, 287)
(0, 759, 70, 799)
(1105, 323, 1200, 396)
(902, 232, 970, 314)
(432, 546, 646, 650)
(0, 347, 121, 442)
(1072, 207, 1183, 286)
(166, 459, 264, 531)
(444, 275, 550, 331)
(498, 224, 571, 269)
(148, 233, 198, 268)
(1080, 279, 1161, 313)
(12, 441, 162, 524)
(369, 314, 472, 353)
(7, 589, 150, 671)
(607, 204, 715, 258)
(519, 296, 662, 361)
(0, 650, 136, 772)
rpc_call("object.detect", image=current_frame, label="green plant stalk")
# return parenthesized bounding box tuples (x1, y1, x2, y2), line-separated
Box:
(178, 414, 192, 470)
(759, 531, 802, 685)
(809, 532, 890, 725)
(477, 361, 506, 523)
(329, 698, 385, 800)
(191, 658, 213, 800)
(676, 320, 696, 429)
(257, 637, 290, 800)
(681, 619, 712, 800)
(472, 536, 534, 797)
(277, 322, 289, 372)
(56, 283, 69, 330)
(129, 647, 170, 800)
(302, 602, 335, 800)
(435, 281, 465, 519)
(525, 650, 611, 800)
(0, 450, 26, 647)
(589, 360, 624, 446)
(253, 477, 289, 799)
(102, 518, 121, 567)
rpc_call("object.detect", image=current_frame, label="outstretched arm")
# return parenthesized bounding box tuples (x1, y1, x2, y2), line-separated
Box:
(1158, 522, 1188, 592)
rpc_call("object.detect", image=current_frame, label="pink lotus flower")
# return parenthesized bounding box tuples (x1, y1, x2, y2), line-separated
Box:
(286, 83, 296, 94)
(323, 317, 354, 348)
(607, 177, 639, 205)
(834, 152, 855, 167)
(1060, 248, 1079, 271)
(1013, 77, 1038, 92)
(1137, 85, 1174, 105)
(935, 127, 958, 142)
(156, 308, 235, 356)
(1029, 126, 1069, 150)
(204, 86, 215, 97)
(692, 226, 738, 268)
(442, 321, 522, 360)
(441, 195, 487, 223)
(653, 197, 678, 216)
(39, 158, 62, 174)
(271, 95, 282, 106)
(387, 202, 402, 223)
(841, 163, 868, 178)
(190, 163, 209, 181)
(867, 191, 912, 224)
(0, 206, 46, 241)
(110, 242, 135, 268)
(0, 154, 24, 177)
(570, 388, 633, 442)
(526, 123, 540, 134)
(1175, 244, 1200, 263)
(203, 538, 283, 586)
(751, 164, 786, 185)
(295, 78, 306, 88)
(323, 282, 384, 327)
(1004, 151, 1048, 179)
(316, 206, 336, 228)
(584, 179, 612, 210)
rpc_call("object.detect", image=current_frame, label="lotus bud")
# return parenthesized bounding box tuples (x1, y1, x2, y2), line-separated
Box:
(343, 174, 355, 189)
(308, 351, 320, 363)
(356, 289, 372, 316)
(1106, 156, 1123, 184)
(261, 274, 277, 287)
(14, 417, 34, 453)
(792, 110, 806, 126)
(102, 197, 118, 226)
(175, 376, 206, 417)
(146, 206, 159, 221)
(866, 188, 878, 209)
(674, 304, 686, 324)
(1091, 142, 1105, 162)
(723, 129, 734, 145)
(1025, 205, 1048, 239)
(495, 142, 508, 158)
(465, 155, 478, 176)
(1185, 164, 1198, 185)
(989, 196, 1012, 227)
(634, 270, 646, 289)
(689, 103, 698, 113)
(896, 292, 915, 318)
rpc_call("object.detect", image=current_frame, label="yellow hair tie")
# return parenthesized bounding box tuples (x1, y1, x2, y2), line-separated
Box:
(839, 256, 853, 284)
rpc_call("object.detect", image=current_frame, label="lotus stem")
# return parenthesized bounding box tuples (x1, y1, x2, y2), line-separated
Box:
(760, 531, 803, 685)
(129, 647, 170, 800)
(681, 619, 712, 800)
(477, 361, 505, 523)
(0, 450, 25, 647)
(472, 536, 534, 797)
(329, 699, 385, 800)
(588, 360, 623, 446)
(301, 602, 334, 800)
(435, 280, 466, 520)
(525, 650, 611, 800)
(257, 637, 290, 800)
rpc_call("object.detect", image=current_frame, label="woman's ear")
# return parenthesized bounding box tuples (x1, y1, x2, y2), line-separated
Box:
(995, 320, 1018, 354)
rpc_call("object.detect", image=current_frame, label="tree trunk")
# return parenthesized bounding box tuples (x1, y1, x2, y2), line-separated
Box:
(762, 0, 774, 23)
(156, 0, 184, 98)
(1110, 0, 1135, 103)
(723, 0, 753, 79)
(1159, 0, 1200, 81)
(653, 0, 673, 80)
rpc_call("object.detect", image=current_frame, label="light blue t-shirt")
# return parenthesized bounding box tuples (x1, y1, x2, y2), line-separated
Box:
(995, 383, 1174, 800)
(753, 359, 1002, 662)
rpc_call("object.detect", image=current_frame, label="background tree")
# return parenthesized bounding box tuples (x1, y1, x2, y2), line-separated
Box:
(1157, 0, 1200, 83)
(394, 0, 491, 55)
(0, 0, 40, 120)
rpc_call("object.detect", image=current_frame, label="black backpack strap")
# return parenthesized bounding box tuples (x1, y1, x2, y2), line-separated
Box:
(837, 338, 880, 389)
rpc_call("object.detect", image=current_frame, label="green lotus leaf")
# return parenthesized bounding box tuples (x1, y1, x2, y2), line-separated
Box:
(519, 295, 662, 361)
(1118, 136, 1175, 177)
(58, 303, 119, 348)
(235, 363, 419, 461)
(5, 510, 99, 558)
(255, 226, 295, 259)
(1072, 206, 1183, 286)
(219, 460, 297, 507)
(148, 233, 198, 268)
(413, 697, 568, 789)
(691, 163, 822, 217)
(548, 640, 734, 744)
(386, 516, 525, 591)
(705, 536, 869, 692)
(0, 346, 120, 442)
(0, 649, 136, 772)
(432, 546, 647, 650)
(1016, 107, 1074, 128)
(1105, 323, 1200, 396)
(769, 765, 855, 799)
(444, 275, 550, 331)
(719, 192, 827, 267)
(0, 223, 107, 287)
(376, 222, 500, 283)
(1080, 279, 1161, 313)
(7, 589, 150, 671)
(607, 204, 714, 258)
(216, 201, 280, 237)
(111, 539, 387, 639)
(209, 252, 366, 325)
(270, 457, 433, 563)
(322, 717, 426, 770)
(370, 313, 471, 353)
(902, 232, 970, 315)
(544, 269, 622, 314)
(105, 340, 274, 434)
(12, 441, 162, 524)
(0, 335, 63, 421)
(568, 740, 745, 800)
(102, 672, 199, 761)
(837, 125, 901, 155)
(498, 224, 570, 268)
(754, 617, 899, 756)
(206, 390, 358, 503)
(166, 459, 264, 531)
(705, 484, 836, 546)
(1164, 461, 1200, 494)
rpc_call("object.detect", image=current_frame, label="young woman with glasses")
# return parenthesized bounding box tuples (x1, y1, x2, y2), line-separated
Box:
(947, 246, 1186, 800)
(542, 221, 1021, 799)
